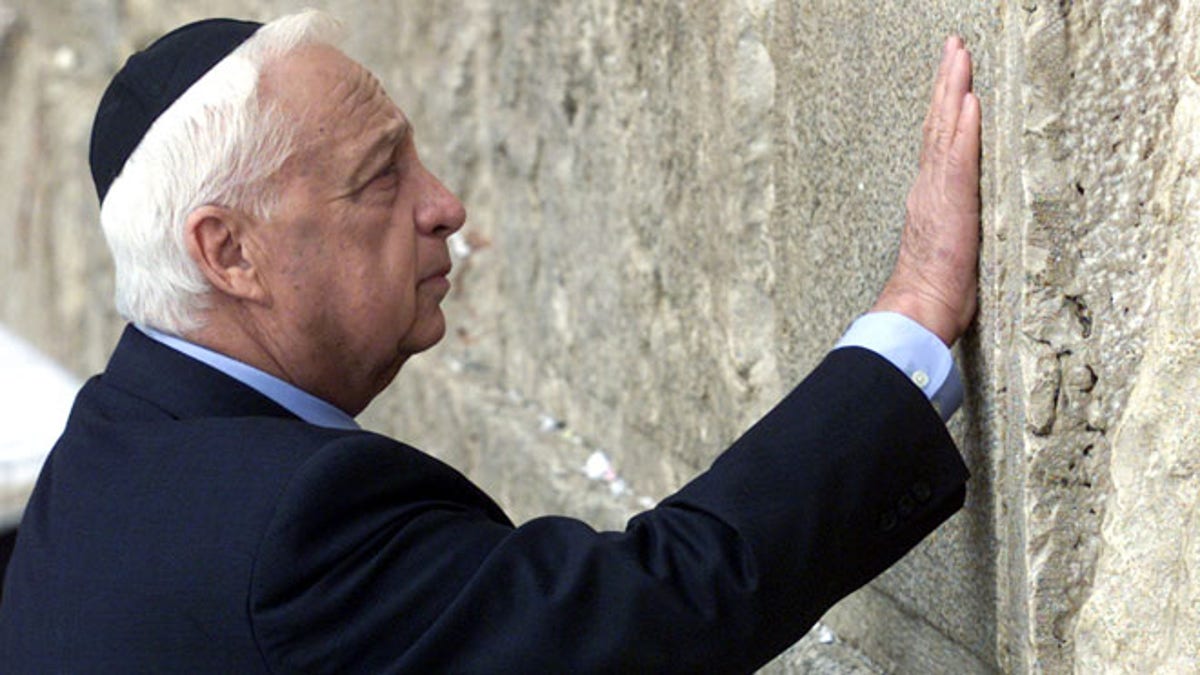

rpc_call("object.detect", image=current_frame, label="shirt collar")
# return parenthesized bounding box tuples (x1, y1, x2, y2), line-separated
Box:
(135, 325, 360, 431)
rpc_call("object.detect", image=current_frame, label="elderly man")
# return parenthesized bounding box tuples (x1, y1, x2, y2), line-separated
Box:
(0, 10, 980, 673)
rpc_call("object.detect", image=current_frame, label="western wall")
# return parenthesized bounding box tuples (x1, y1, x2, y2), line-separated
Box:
(0, 0, 1196, 671)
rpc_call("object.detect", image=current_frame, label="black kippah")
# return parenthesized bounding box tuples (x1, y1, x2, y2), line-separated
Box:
(89, 18, 263, 203)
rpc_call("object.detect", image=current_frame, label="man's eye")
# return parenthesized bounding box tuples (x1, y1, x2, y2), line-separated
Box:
(372, 164, 398, 187)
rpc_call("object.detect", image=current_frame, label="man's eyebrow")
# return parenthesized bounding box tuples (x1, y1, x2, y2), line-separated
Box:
(349, 120, 411, 184)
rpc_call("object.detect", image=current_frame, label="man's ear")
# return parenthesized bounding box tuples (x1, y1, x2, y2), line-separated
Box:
(184, 205, 269, 304)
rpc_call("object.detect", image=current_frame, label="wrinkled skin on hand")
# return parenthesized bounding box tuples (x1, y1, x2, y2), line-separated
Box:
(873, 36, 981, 346)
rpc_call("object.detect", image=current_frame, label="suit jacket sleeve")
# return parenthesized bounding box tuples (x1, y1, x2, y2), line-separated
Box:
(249, 347, 969, 674)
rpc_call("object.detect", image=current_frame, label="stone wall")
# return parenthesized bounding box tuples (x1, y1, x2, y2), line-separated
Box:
(1, 0, 1196, 672)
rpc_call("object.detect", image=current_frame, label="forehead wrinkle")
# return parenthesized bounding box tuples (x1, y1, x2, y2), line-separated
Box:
(325, 66, 374, 126)
(361, 71, 409, 139)
(268, 47, 412, 194)
(329, 64, 406, 139)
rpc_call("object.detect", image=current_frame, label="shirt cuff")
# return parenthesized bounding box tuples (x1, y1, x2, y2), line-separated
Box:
(833, 312, 963, 421)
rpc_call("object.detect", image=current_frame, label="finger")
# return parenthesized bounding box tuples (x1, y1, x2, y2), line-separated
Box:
(950, 91, 982, 185)
(921, 39, 956, 157)
(934, 49, 970, 157)
(932, 37, 963, 113)
(950, 46, 974, 100)
(922, 37, 962, 164)
(924, 37, 958, 129)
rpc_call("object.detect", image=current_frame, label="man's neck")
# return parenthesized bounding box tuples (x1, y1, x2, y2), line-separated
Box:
(137, 324, 360, 430)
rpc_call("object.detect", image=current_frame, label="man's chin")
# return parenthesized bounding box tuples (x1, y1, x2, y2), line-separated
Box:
(400, 310, 447, 356)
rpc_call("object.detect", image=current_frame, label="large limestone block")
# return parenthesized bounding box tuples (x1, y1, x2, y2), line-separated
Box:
(1072, 213, 1200, 672)
(1072, 2, 1200, 667)
(999, 0, 1199, 671)
(0, 0, 124, 370)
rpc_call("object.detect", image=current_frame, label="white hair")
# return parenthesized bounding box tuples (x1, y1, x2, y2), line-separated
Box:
(98, 10, 344, 335)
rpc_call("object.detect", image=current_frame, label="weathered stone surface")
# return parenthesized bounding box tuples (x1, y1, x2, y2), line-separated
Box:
(3, 0, 1198, 672)
(998, 0, 1200, 671)
(1071, 1, 1200, 668)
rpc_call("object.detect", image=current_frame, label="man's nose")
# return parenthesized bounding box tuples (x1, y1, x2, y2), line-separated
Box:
(414, 167, 467, 238)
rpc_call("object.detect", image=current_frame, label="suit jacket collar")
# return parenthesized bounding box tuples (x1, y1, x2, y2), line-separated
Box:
(101, 324, 299, 422)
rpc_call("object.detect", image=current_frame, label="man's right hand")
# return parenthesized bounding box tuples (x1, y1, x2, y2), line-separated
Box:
(872, 36, 981, 347)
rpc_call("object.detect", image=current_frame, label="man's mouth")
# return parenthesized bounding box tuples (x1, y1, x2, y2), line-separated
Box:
(420, 263, 452, 283)
(418, 261, 453, 295)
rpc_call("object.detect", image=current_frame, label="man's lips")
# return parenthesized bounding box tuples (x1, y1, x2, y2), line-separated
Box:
(420, 263, 452, 283)
(427, 263, 453, 278)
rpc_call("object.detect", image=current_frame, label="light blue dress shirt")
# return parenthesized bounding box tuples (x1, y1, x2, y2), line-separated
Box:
(139, 311, 961, 430)
(835, 311, 963, 421)
(136, 325, 360, 431)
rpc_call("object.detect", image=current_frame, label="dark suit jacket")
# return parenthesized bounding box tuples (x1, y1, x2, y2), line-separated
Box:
(0, 325, 968, 673)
